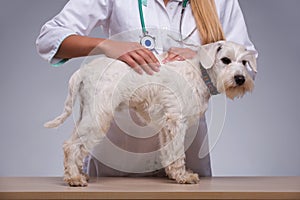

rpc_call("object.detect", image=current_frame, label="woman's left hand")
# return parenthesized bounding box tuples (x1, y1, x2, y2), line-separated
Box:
(162, 47, 197, 64)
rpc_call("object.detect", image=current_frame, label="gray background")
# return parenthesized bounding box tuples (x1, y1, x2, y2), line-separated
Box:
(0, 0, 299, 176)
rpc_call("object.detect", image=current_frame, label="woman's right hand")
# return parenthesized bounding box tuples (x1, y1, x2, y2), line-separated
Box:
(101, 40, 160, 75)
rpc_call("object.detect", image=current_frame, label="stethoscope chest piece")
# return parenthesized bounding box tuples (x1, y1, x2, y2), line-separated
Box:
(140, 34, 156, 50)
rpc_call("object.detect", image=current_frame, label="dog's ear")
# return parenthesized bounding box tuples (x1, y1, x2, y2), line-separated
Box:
(198, 41, 224, 69)
(243, 50, 258, 73)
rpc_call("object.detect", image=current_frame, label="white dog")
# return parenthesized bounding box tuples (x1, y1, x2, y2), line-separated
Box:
(45, 41, 257, 186)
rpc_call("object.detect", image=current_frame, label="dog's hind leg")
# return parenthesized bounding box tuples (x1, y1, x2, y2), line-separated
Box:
(63, 126, 89, 187)
(159, 113, 199, 184)
(63, 111, 113, 187)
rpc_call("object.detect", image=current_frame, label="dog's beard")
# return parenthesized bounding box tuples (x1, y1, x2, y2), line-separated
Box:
(217, 73, 254, 100)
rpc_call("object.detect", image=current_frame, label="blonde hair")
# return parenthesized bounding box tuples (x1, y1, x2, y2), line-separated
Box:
(190, 0, 226, 44)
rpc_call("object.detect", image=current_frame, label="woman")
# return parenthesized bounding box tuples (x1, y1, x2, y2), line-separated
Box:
(36, 0, 256, 177)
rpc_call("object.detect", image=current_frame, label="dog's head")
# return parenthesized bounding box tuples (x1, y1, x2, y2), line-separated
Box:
(198, 41, 257, 99)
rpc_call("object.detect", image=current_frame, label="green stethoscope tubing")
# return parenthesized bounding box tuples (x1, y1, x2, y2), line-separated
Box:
(138, 0, 147, 35)
(138, 0, 194, 50)
(138, 0, 189, 34)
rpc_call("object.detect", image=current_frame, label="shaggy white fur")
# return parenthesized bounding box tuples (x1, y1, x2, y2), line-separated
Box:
(45, 41, 257, 186)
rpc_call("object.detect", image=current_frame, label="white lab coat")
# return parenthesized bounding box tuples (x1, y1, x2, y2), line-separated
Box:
(36, 0, 256, 177)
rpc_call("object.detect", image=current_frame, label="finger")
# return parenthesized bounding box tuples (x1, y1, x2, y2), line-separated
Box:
(142, 48, 161, 67)
(170, 55, 185, 62)
(175, 55, 185, 61)
(130, 51, 154, 75)
(162, 52, 178, 64)
(132, 66, 144, 75)
(140, 63, 155, 75)
(120, 54, 143, 75)
(136, 49, 160, 72)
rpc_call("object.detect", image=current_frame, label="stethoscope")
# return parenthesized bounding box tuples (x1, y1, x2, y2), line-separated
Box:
(138, 0, 197, 52)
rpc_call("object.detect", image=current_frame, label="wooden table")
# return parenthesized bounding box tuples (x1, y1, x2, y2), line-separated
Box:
(0, 177, 299, 199)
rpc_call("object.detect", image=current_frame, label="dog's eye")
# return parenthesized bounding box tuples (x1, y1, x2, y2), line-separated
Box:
(242, 60, 248, 66)
(221, 57, 231, 65)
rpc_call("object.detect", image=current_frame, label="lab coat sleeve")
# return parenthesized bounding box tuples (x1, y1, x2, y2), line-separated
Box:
(36, 0, 112, 65)
(219, 0, 257, 54)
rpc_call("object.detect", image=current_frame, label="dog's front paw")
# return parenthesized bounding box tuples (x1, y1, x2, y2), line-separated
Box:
(64, 174, 88, 187)
(176, 172, 199, 184)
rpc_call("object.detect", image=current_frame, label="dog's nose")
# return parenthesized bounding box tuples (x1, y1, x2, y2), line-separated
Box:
(234, 75, 245, 86)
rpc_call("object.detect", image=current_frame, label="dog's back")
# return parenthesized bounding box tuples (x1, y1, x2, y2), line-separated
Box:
(44, 55, 209, 129)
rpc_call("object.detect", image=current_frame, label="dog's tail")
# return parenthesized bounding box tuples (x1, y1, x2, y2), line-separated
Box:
(44, 70, 82, 128)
